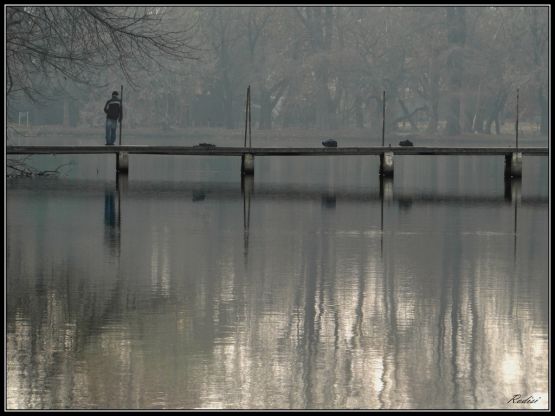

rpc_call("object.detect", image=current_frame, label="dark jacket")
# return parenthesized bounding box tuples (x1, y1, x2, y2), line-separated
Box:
(104, 98, 122, 121)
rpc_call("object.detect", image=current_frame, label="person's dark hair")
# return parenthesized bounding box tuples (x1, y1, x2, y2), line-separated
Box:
(112, 91, 119, 96)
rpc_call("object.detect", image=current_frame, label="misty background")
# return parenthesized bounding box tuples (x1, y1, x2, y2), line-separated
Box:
(6, 6, 549, 140)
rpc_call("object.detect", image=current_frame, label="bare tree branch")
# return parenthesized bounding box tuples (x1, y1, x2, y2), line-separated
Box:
(6, 6, 199, 103)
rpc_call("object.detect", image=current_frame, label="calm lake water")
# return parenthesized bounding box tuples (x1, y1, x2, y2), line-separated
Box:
(6, 136, 550, 409)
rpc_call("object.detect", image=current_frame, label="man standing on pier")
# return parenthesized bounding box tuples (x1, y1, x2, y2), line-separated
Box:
(104, 91, 122, 145)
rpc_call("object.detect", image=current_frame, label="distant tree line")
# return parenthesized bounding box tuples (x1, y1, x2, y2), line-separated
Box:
(7, 6, 548, 136)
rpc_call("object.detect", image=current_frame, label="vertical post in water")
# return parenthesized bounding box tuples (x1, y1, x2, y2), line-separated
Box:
(382, 90, 386, 147)
(515, 88, 519, 150)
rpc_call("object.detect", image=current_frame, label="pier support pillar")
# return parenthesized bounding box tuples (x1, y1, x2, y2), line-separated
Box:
(504, 152, 522, 178)
(117, 152, 129, 174)
(241, 153, 254, 176)
(379, 151, 394, 177)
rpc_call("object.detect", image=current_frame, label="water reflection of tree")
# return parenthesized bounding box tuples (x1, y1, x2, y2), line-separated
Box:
(6, 185, 549, 409)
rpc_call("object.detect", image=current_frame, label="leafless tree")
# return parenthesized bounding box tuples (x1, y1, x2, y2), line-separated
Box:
(6, 6, 198, 102)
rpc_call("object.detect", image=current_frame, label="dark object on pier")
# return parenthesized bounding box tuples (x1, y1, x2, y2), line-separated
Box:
(399, 139, 414, 147)
(322, 139, 338, 148)
(194, 143, 216, 149)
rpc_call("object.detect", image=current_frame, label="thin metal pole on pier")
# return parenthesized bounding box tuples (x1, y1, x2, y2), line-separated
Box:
(244, 85, 250, 148)
(248, 87, 252, 148)
(515, 88, 519, 150)
(119, 85, 123, 145)
(382, 90, 386, 147)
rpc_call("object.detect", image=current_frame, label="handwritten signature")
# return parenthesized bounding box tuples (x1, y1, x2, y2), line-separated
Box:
(507, 394, 541, 404)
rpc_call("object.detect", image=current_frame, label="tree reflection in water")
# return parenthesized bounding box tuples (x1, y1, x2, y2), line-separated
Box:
(6, 167, 548, 409)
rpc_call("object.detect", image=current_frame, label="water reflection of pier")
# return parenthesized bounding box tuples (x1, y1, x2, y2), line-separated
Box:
(242, 176, 253, 265)
(110, 181, 541, 207)
(103, 173, 528, 279)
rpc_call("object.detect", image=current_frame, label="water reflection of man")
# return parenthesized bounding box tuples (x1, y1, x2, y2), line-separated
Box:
(104, 189, 120, 257)
(104, 191, 116, 227)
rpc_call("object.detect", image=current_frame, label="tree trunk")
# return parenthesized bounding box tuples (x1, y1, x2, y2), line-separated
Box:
(354, 94, 364, 128)
(222, 76, 234, 129)
(485, 90, 507, 135)
(473, 110, 485, 133)
(315, 65, 332, 130)
(370, 95, 382, 136)
(63, 98, 70, 127)
(445, 7, 466, 136)
(259, 87, 272, 130)
(398, 99, 418, 131)
(538, 87, 548, 135)
(302, 6, 335, 130)
(462, 103, 474, 133)
(426, 49, 440, 134)
(485, 118, 493, 135)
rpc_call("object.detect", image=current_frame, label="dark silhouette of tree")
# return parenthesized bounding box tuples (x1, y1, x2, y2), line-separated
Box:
(445, 7, 466, 136)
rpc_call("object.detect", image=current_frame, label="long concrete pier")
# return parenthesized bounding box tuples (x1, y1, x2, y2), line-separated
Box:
(5, 145, 549, 156)
(6, 145, 548, 177)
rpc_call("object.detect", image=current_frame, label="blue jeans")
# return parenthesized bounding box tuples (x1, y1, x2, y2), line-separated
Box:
(105, 118, 118, 145)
